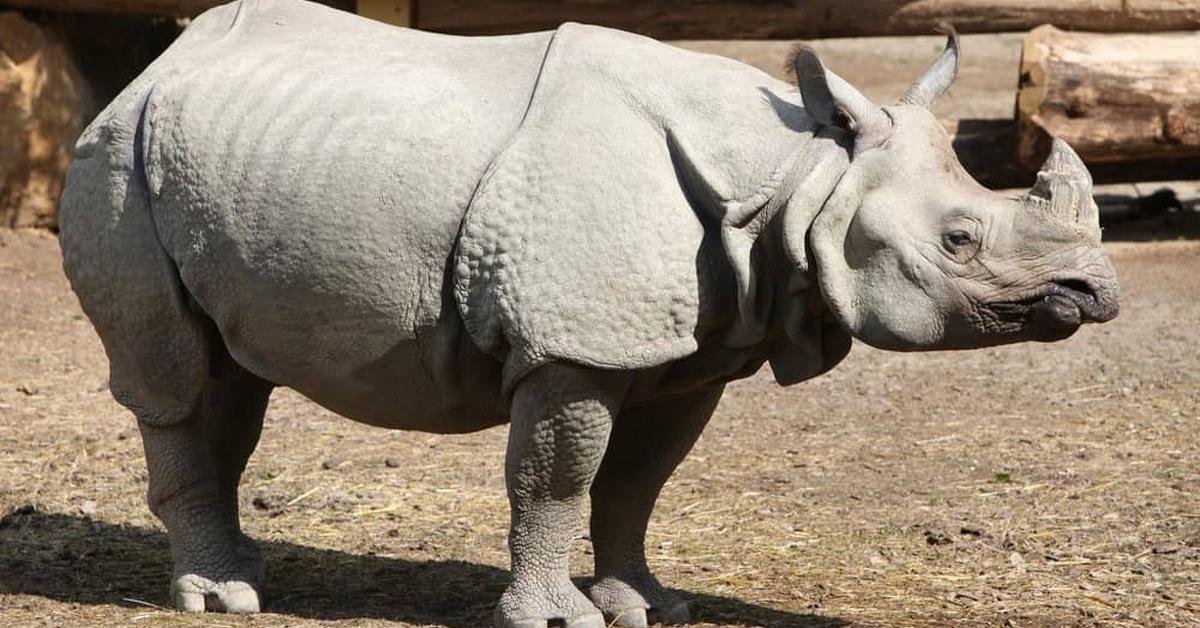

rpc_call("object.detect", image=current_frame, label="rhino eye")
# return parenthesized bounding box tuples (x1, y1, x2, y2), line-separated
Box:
(943, 230, 974, 248)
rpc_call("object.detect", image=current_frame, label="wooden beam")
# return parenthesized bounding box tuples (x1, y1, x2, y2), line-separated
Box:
(356, 0, 413, 26)
(5, 1, 1199, 37)
(0, 0, 354, 17)
(416, 0, 1200, 40)
(1017, 26, 1200, 169)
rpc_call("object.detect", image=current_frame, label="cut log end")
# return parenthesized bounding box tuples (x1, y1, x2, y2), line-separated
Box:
(1017, 25, 1200, 170)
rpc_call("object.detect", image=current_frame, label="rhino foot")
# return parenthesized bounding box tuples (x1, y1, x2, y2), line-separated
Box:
(588, 572, 690, 626)
(493, 576, 604, 628)
(496, 614, 605, 628)
(171, 573, 262, 613)
(169, 533, 265, 613)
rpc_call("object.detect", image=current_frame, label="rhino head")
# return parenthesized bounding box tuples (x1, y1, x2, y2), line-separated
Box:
(793, 35, 1119, 351)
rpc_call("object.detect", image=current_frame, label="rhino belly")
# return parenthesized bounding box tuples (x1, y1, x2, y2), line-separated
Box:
(137, 8, 545, 432)
(165, 207, 507, 433)
(224, 299, 506, 434)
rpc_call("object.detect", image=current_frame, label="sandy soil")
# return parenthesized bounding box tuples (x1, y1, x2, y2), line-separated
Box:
(0, 208, 1197, 628)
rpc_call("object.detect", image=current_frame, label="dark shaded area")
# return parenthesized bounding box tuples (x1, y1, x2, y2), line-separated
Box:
(952, 118, 1200, 190)
(0, 506, 845, 627)
(952, 118, 1027, 189)
(16, 10, 182, 106)
(1098, 189, 1200, 241)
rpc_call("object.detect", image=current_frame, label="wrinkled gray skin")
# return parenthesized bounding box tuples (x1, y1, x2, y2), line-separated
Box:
(59, 1, 1119, 626)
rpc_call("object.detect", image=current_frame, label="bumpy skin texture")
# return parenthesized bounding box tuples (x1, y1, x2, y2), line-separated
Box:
(498, 364, 626, 628)
(588, 385, 725, 626)
(60, 1, 1119, 625)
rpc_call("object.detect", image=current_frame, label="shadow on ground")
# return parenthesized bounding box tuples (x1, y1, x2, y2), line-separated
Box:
(0, 506, 845, 627)
(1099, 189, 1200, 242)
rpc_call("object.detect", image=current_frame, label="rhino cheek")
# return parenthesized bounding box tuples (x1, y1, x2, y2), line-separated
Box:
(854, 266, 946, 349)
(812, 211, 946, 348)
(810, 176, 952, 350)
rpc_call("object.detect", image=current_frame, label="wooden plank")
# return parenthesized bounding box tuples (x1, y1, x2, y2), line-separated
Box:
(356, 0, 412, 26)
(416, 0, 1200, 39)
(0, 0, 354, 17)
(1017, 25, 1200, 169)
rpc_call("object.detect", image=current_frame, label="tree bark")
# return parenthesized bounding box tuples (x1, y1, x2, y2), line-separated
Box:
(1017, 25, 1200, 170)
(416, 0, 1200, 39)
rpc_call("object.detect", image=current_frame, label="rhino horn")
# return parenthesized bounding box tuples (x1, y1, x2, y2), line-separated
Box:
(901, 28, 959, 109)
(792, 45, 891, 149)
(1024, 138, 1097, 224)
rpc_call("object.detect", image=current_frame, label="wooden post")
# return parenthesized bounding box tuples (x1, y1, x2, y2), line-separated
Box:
(1018, 25, 1200, 169)
(355, 0, 413, 26)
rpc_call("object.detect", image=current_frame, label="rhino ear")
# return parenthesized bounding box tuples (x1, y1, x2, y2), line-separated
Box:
(901, 28, 959, 108)
(791, 45, 891, 149)
(792, 45, 839, 127)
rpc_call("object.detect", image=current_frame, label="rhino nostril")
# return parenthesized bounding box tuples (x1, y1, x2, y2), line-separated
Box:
(1050, 278, 1119, 322)
(1053, 278, 1095, 300)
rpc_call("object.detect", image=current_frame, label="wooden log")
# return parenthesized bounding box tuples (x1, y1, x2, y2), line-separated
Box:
(0, 0, 353, 17)
(4, 0, 1200, 36)
(356, 0, 412, 26)
(1018, 25, 1200, 170)
(416, 0, 1200, 40)
(950, 118, 1200, 190)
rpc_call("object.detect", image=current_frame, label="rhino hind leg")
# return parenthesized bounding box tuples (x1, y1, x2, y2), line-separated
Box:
(142, 356, 273, 613)
(60, 130, 274, 612)
(92, 245, 274, 613)
(586, 385, 724, 627)
(496, 364, 631, 628)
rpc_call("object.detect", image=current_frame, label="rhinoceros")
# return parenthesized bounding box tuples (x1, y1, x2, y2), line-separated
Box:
(59, 1, 1119, 626)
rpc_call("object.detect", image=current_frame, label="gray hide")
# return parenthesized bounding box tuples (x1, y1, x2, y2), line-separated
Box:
(59, 1, 1118, 626)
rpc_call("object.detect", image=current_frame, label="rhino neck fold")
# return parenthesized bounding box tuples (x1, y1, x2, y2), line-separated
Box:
(669, 123, 851, 352)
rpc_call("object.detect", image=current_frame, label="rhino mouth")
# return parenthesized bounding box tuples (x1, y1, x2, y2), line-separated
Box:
(988, 279, 1115, 340)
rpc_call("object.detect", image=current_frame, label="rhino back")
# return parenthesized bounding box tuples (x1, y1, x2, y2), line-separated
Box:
(139, 0, 551, 430)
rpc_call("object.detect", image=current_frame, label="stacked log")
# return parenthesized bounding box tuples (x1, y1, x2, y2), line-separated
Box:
(1017, 25, 1200, 172)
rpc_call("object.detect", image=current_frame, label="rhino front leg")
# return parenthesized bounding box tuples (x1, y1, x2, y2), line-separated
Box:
(496, 363, 630, 628)
(587, 385, 724, 627)
(139, 360, 273, 614)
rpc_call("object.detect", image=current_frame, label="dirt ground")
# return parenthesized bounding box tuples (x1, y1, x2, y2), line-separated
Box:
(1, 208, 1198, 628)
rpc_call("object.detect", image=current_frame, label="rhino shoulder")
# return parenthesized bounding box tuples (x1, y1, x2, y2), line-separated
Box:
(452, 23, 842, 393)
(453, 24, 745, 392)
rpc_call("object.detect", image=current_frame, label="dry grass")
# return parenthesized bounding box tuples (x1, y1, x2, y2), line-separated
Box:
(1, 224, 1197, 627)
